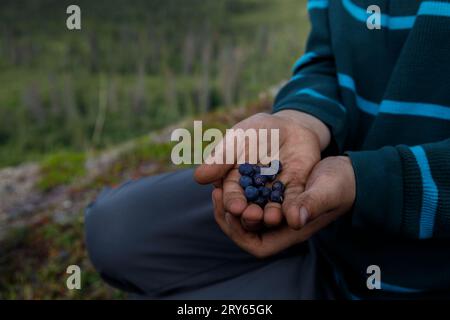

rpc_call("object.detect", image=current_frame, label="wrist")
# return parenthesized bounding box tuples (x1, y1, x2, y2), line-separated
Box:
(274, 110, 331, 151)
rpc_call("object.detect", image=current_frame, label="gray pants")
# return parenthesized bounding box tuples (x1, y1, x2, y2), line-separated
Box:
(85, 169, 338, 299)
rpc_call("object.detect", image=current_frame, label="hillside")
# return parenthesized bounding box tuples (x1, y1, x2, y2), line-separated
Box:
(0, 95, 273, 299)
(0, 0, 309, 299)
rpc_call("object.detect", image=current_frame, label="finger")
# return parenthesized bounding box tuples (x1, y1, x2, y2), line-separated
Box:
(224, 208, 264, 255)
(226, 212, 253, 242)
(274, 160, 313, 230)
(195, 163, 234, 185)
(241, 217, 263, 232)
(296, 182, 341, 226)
(213, 188, 258, 247)
(263, 202, 283, 227)
(194, 130, 238, 184)
(281, 184, 305, 230)
(277, 158, 311, 188)
(223, 168, 247, 215)
(241, 203, 264, 230)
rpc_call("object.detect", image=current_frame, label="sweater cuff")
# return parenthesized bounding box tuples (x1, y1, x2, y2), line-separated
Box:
(273, 99, 347, 152)
(346, 147, 404, 236)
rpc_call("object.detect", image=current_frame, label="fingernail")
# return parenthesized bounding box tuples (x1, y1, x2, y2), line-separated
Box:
(299, 207, 310, 226)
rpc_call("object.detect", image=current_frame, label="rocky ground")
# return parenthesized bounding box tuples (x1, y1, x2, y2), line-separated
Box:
(0, 96, 272, 299)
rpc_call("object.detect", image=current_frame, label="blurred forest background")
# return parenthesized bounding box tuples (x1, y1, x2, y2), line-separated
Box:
(0, 0, 308, 299)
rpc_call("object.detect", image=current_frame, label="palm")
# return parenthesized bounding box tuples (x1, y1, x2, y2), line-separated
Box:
(195, 112, 322, 229)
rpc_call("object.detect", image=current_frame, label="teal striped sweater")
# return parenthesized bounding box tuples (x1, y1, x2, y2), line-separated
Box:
(273, 0, 450, 299)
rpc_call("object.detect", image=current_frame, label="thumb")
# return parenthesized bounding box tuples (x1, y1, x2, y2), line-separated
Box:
(283, 174, 340, 230)
(194, 133, 235, 184)
(296, 182, 340, 227)
(194, 163, 234, 184)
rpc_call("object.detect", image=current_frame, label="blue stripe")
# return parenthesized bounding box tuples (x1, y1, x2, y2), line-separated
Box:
(296, 73, 450, 119)
(355, 96, 379, 116)
(290, 74, 305, 82)
(337, 73, 378, 115)
(380, 100, 450, 121)
(342, 0, 416, 30)
(337, 74, 450, 119)
(410, 146, 439, 239)
(419, 1, 450, 18)
(307, 0, 329, 10)
(285, 73, 305, 86)
(292, 52, 317, 73)
(294, 88, 346, 113)
(342, 0, 450, 30)
(337, 73, 356, 91)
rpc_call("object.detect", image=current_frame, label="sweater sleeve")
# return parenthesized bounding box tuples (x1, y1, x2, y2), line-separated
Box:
(272, 0, 358, 152)
(347, 138, 450, 239)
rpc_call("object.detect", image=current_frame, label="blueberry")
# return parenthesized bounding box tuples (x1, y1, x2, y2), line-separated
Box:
(244, 186, 259, 202)
(253, 174, 268, 187)
(271, 160, 283, 174)
(264, 174, 277, 182)
(252, 165, 261, 175)
(239, 163, 254, 176)
(272, 180, 285, 192)
(270, 190, 284, 203)
(258, 186, 271, 199)
(239, 175, 253, 189)
(254, 196, 268, 208)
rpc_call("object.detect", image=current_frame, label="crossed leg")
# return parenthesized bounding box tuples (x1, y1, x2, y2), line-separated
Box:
(85, 169, 336, 299)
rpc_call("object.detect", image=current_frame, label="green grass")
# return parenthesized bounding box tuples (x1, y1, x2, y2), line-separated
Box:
(0, 215, 125, 299)
(37, 152, 86, 191)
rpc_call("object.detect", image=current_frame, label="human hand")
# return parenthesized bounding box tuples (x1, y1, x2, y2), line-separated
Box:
(195, 110, 330, 229)
(212, 156, 356, 258)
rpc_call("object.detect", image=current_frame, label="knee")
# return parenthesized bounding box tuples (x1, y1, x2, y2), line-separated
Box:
(84, 195, 143, 293)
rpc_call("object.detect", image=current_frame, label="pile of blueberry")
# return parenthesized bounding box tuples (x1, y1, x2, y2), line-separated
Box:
(238, 160, 285, 207)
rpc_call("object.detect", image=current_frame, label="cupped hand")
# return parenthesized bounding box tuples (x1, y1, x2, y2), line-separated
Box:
(211, 156, 356, 258)
(195, 110, 330, 229)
